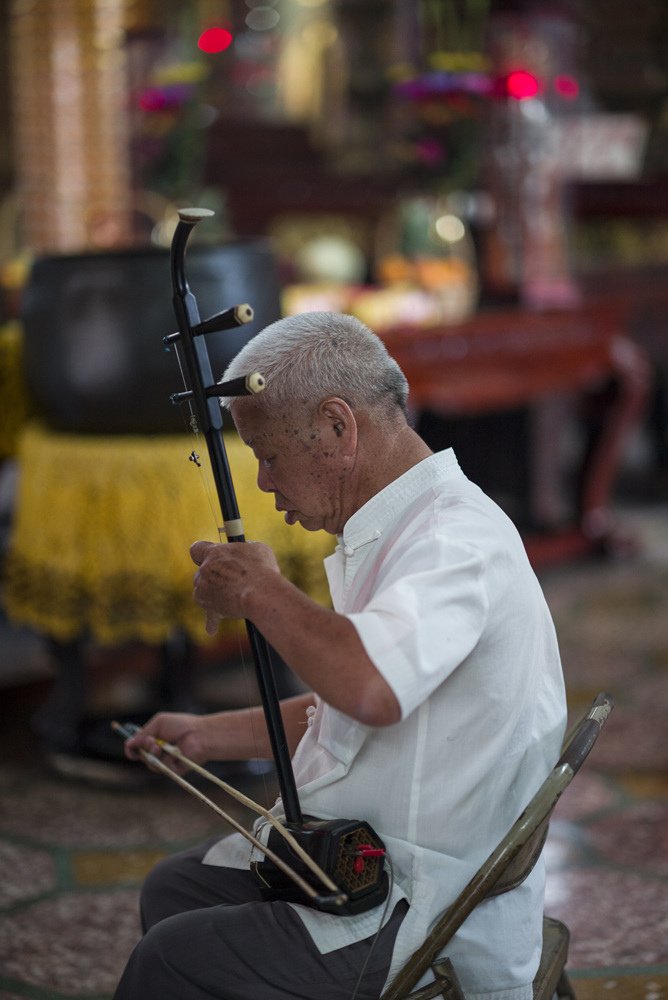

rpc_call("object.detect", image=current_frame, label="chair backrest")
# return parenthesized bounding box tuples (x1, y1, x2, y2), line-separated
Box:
(488, 690, 613, 896)
(381, 692, 614, 1000)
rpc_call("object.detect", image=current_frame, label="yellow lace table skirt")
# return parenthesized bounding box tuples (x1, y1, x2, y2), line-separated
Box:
(3, 424, 334, 646)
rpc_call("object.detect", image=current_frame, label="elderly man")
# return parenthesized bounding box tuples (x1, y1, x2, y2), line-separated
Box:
(115, 311, 566, 1000)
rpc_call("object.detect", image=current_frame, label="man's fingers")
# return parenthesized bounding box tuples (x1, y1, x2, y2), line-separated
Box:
(125, 733, 158, 760)
(190, 539, 215, 566)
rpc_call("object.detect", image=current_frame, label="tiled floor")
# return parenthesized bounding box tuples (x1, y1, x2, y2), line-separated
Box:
(538, 505, 668, 1000)
(0, 501, 666, 999)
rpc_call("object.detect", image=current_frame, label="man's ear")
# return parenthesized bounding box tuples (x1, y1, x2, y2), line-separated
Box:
(320, 397, 357, 455)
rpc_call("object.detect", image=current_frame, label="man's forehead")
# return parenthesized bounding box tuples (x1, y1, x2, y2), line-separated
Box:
(232, 396, 319, 439)
(231, 399, 298, 446)
(230, 400, 267, 443)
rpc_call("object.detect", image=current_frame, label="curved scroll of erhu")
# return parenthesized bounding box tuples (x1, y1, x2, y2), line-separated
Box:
(158, 208, 389, 916)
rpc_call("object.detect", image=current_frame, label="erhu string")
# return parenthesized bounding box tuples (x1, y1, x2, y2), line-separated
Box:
(172, 338, 226, 542)
(169, 324, 276, 824)
(111, 430, 337, 902)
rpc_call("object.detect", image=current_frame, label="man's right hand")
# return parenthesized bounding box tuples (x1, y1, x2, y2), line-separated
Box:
(124, 712, 212, 775)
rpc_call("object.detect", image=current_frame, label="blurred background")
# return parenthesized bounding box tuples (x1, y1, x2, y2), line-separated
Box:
(0, 1, 666, 998)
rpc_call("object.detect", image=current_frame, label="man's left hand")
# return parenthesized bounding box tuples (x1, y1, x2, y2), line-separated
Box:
(190, 539, 281, 634)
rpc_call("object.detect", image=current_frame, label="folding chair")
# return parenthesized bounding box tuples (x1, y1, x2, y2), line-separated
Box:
(381, 692, 614, 1000)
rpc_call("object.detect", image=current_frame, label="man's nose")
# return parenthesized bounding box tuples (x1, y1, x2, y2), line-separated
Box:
(256, 463, 273, 493)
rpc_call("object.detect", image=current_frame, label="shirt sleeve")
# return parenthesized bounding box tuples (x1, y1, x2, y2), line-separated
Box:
(345, 530, 489, 720)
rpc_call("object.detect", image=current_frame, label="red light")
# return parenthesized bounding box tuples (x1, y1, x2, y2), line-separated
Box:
(198, 26, 233, 53)
(505, 70, 542, 100)
(554, 75, 579, 100)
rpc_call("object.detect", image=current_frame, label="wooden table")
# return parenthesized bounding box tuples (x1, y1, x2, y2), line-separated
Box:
(380, 299, 651, 567)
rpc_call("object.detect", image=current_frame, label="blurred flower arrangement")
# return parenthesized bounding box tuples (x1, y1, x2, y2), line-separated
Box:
(133, 55, 210, 199)
(358, 1, 495, 326)
(127, 10, 230, 243)
(388, 49, 492, 187)
(367, 51, 490, 329)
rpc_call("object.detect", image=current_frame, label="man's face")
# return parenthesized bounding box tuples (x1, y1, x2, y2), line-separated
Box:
(231, 398, 351, 534)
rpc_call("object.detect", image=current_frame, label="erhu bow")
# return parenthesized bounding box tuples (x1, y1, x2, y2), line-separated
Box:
(117, 207, 389, 917)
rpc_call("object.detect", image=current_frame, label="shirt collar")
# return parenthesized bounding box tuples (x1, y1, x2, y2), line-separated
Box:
(337, 448, 460, 556)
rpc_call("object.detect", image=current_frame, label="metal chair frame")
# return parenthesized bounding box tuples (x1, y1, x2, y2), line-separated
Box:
(381, 692, 614, 1000)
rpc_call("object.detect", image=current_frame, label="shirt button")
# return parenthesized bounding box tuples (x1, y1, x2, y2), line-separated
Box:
(343, 544, 355, 557)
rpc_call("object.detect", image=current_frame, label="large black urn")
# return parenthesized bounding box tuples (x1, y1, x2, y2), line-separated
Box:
(21, 240, 281, 434)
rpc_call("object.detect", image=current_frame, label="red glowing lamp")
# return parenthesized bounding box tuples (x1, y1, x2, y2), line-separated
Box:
(554, 75, 579, 99)
(198, 26, 233, 54)
(505, 69, 542, 100)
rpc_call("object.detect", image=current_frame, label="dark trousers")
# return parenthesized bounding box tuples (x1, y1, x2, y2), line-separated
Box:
(113, 839, 407, 1000)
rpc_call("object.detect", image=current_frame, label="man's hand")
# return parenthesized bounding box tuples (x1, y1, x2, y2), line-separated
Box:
(190, 540, 401, 727)
(190, 539, 281, 634)
(124, 696, 315, 771)
(123, 712, 213, 775)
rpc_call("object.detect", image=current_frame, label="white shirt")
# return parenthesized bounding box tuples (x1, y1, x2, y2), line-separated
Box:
(204, 449, 567, 1000)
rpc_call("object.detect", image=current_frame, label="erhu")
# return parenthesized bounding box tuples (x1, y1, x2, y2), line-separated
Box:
(116, 208, 388, 917)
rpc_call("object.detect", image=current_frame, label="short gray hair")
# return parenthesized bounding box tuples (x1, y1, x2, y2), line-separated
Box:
(220, 312, 409, 414)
